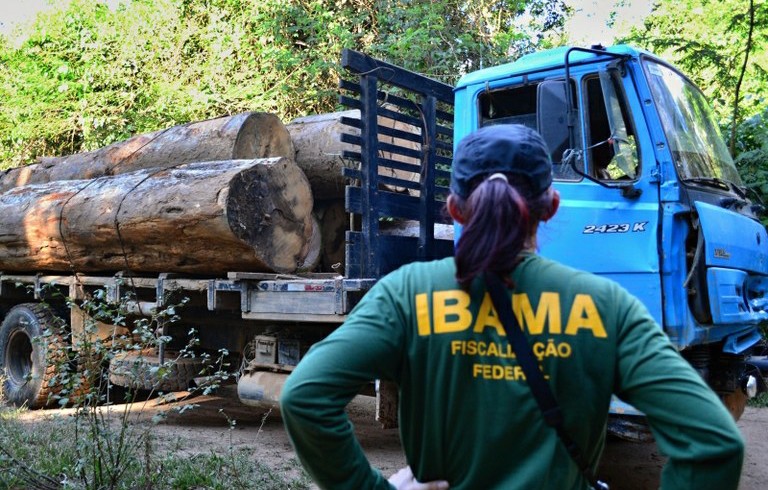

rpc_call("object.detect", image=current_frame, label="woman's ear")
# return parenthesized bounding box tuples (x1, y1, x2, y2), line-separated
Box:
(447, 195, 465, 224)
(542, 189, 560, 221)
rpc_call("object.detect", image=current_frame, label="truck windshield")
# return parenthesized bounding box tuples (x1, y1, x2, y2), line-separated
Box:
(643, 59, 742, 186)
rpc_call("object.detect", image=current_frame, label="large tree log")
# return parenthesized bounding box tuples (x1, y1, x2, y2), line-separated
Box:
(314, 199, 347, 274)
(0, 158, 313, 274)
(296, 214, 322, 273)
(0, 112, 294, 193)
(287, 109, 422, 200)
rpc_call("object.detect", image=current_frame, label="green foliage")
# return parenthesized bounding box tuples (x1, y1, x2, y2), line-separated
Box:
(733, 106, 768, 154)
(621, 0, 768, 149)
(748, 381, 768, 407)
(734, 107, 768, 216)
(0, 0, 186, 166)
(0, 0, 567, 169)
(368, 0, 546, 75)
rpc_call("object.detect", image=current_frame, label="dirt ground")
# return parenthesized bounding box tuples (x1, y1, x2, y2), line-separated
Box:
(20, 385, 768, 489)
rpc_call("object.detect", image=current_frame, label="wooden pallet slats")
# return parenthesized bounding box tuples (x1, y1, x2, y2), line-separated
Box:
(377, 122, 423, 145)
(375, 156, 421, 175)
(376, 139, 422, 162)
(435, 168, 452, 180)
(340, 79, 454, 123)
(345, 232, 455, 277)
(434, 154, 453, 167)
(376, 174, 421, 192)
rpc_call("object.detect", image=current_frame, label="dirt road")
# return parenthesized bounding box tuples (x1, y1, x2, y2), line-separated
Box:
(57, 386, 764, 489)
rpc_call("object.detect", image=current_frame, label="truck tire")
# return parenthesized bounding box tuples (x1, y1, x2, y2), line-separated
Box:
(0, 303, 67, 408)
(108, 350, 203, 392)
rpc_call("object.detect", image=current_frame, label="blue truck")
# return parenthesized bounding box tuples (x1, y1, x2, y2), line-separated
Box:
(336, 43, 768, 434)
(1, 45, 766, 438)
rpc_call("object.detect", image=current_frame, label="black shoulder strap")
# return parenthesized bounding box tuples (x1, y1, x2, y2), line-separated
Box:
(484, 272, 607, 490)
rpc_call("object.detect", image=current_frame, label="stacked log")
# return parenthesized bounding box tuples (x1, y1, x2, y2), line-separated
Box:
(0, 158, 312, 274)
(0, 112, 294, 193)
(286, 108, 422, 200)
(0, 108, 427, 275)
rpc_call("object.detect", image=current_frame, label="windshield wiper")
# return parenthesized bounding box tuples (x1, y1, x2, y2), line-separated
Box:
(682, 176, 731, 191)
(683, 177, 759, 214)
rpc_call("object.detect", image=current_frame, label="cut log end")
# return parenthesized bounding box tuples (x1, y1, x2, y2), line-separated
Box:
(235, 112, 295, 160)
(227, 157, 314, 273)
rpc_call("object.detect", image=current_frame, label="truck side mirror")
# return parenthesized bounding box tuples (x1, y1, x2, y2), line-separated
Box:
(537, 80, 571, 164)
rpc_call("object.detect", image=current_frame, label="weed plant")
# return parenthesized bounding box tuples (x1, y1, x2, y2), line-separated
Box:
(0, 407, 311, 489)
(0, 284, 311, 489)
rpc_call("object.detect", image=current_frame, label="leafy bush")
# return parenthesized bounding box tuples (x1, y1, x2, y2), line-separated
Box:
(734, 108, 768, 217)
(0, 0, 568, 169)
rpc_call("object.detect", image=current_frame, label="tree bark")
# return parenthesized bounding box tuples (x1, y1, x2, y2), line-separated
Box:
(0, 112, 294, 193)
(0, 158, 313, 274)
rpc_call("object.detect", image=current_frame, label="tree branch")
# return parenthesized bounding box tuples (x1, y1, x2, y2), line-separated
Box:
(730, 0, 755, 155)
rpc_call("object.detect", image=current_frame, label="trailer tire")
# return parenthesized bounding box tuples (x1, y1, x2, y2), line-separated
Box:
(0, 303, 67, 408)
(108, 350, 203, 392)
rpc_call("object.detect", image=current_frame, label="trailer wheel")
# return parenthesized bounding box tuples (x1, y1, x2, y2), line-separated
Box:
(0, 303, 67, 408)
(108, 350, 203, 392)
(722, 388, 748, 421)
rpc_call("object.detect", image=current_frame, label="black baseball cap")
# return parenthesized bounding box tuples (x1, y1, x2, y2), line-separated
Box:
(450, 124, 553, 199)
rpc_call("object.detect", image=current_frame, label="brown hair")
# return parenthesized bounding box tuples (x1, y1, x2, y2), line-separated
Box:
(453, 174, 552, 289)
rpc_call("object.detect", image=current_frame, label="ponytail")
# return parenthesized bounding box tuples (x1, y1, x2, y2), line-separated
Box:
(454, 175, 550, 289)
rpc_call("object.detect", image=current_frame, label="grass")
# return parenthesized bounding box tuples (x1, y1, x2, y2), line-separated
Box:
(748, 391, 768, 408)
(0, 404, 312, 490)
(161, 452, 309, 490)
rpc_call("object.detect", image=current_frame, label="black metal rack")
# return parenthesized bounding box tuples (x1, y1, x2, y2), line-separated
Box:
(339, 49, 456, 279)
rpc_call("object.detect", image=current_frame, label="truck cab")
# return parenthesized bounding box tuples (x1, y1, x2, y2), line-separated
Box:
(452, 45, 768, 425)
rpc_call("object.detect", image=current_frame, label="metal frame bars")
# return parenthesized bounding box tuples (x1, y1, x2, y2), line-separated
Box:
(340, 49, 455, 278)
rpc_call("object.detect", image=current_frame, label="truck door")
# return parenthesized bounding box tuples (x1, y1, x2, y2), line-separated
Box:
(481, 62, 664, 324)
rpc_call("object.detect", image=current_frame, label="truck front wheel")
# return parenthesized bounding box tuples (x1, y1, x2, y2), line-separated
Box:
(0, 303, 66, 408)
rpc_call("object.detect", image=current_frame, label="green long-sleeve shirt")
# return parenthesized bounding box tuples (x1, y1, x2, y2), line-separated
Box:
(280, 255, 744, 489)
